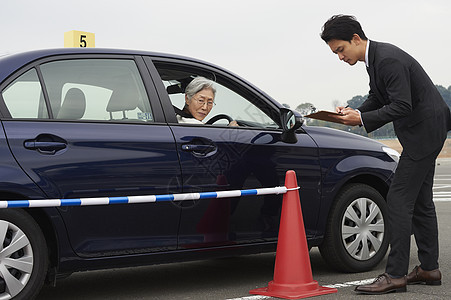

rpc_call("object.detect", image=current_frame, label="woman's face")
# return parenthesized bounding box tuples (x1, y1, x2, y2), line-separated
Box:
(185, 88, 215, 121)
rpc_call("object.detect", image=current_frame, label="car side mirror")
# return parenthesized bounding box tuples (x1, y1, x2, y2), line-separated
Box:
(280, 108, 303, 144)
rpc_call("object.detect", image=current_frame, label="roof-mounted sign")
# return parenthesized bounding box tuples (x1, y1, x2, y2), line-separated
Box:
(64, 30, 95, 48)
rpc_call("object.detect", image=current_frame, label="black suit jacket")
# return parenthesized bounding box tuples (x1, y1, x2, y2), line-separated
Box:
(359, 41, 451, 160)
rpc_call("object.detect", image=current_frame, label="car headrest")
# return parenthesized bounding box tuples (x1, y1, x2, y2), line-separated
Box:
(106, 76, 139, 113)
(57, 88, 86, 119)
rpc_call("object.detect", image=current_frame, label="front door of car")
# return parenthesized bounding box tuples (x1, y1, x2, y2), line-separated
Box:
(149, 61, 322, 249)
(0, 58, 182, 257)
(171, 125, 320, 249)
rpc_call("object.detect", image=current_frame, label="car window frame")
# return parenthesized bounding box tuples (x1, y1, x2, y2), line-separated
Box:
(143, 56, 284, 130)
(0, 54, 166, 124)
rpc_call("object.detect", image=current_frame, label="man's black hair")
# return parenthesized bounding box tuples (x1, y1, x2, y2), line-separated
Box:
(321, 15, 368, 43)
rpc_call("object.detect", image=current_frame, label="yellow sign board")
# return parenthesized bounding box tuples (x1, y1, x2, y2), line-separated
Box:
(64, 30, 95, 48)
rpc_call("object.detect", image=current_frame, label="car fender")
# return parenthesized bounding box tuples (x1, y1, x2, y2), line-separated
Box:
(315, 154, 394, 236)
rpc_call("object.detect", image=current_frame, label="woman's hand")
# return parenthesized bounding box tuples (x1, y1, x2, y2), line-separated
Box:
(228, 120, 239, 127)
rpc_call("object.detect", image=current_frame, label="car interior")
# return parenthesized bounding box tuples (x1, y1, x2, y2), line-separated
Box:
(155, 66, 281, 129)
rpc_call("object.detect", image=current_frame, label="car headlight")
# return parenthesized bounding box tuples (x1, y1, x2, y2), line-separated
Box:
(382, 146, 400, 163)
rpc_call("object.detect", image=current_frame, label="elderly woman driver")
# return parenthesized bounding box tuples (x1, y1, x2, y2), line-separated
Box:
(176, 77, 237, 126)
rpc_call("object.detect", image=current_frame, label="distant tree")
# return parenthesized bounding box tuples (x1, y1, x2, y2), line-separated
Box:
(295, 102, 317, 125)
(346, 95, 367, 108)
(436, 85, 451, 107)
(295, 102, 316, 115)
(332, 99, 342, 110)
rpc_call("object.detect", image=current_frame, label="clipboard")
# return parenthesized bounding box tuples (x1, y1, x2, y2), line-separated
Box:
(304, 110, 344, 124)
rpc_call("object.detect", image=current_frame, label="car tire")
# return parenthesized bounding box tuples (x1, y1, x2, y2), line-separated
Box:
(319, 183, 389, 272)
(0, 209, 48, 300)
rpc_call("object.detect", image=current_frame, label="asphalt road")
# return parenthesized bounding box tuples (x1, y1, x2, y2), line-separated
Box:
(37, 159, 451, 300)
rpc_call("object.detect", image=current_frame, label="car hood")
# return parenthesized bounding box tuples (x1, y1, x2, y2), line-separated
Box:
(302, 125, 389, 153)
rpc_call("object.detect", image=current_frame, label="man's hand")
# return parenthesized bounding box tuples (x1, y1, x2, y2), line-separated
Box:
(336, 107, 362, 126)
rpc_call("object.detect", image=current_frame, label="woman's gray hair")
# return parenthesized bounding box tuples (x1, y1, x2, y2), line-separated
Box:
(185, 77, 216, 100)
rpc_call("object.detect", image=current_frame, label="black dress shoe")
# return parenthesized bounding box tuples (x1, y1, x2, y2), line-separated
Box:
(406, 266, 441, 285)
(354, 273, 406, 295)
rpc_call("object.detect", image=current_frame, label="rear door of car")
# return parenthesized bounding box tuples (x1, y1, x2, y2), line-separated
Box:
(145, 56, 322, 249)
(0, 54, 182, 257)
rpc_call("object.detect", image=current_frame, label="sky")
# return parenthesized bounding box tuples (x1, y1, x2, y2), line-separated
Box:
(1, 0, 450, 111)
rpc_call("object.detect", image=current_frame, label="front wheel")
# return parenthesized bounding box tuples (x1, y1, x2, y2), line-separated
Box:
(0, 209, 48, 300)
(319, 183, 389, 272)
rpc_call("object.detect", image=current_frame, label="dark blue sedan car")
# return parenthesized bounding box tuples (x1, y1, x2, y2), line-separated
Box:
(0, 48, 398, 299)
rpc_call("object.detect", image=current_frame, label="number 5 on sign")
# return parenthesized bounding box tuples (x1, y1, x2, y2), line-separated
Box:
(64, 30, 95, 48)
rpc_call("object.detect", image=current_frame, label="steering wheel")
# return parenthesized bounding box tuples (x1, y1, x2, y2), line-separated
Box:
(205, 114, 234, 125)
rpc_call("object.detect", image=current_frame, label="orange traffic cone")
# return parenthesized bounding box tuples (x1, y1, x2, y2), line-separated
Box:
(249, 170, 337, 299)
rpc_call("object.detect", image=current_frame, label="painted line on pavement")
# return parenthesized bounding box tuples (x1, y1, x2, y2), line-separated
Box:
(226, 278, 376, 300)
(433, 185, 451, 190)
(434, 198, 451, 202)
(227, 296, 271, 300)
(323, 278, 375, 288)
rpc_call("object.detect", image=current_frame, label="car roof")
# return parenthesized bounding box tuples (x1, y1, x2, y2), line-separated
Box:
(0, 48, 202, 83)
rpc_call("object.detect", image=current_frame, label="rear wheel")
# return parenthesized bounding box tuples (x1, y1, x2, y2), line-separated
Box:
(0, 209, 48, 300)
(319, 183, 389, 272)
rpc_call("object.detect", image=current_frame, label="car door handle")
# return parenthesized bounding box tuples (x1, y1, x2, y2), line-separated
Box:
(24, 141, 67, 153)
(24, 141, 67, 150)
(23, 134, 68, 154)
(181, 144, 216, 153)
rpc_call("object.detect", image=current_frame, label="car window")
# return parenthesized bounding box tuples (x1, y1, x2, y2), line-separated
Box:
(156, 66, 279, 128)
(213, 84, 278, 127)
(1, 68, 49, 118)
(39, 59, 153, 122)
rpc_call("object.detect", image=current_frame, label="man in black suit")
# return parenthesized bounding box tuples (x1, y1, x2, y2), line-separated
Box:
(321, 15, 451, 295)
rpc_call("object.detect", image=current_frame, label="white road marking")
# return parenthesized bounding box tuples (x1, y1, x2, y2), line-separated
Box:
(434, 198, 451, 202)
(433, 185, 451, 190)
(323, 278, 375, 288)
(433, 176, 451, 200)
(226, 278, 376, 299)
(227, 296, 271, 300)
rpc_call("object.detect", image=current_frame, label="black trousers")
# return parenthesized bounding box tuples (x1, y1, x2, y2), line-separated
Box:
(385, 147, 442, 277)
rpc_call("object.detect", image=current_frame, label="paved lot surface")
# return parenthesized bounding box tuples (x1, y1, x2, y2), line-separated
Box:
(37, 159, 451, 300)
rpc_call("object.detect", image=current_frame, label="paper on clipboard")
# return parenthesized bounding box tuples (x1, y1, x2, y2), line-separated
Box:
(304, 110, 344, 124)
